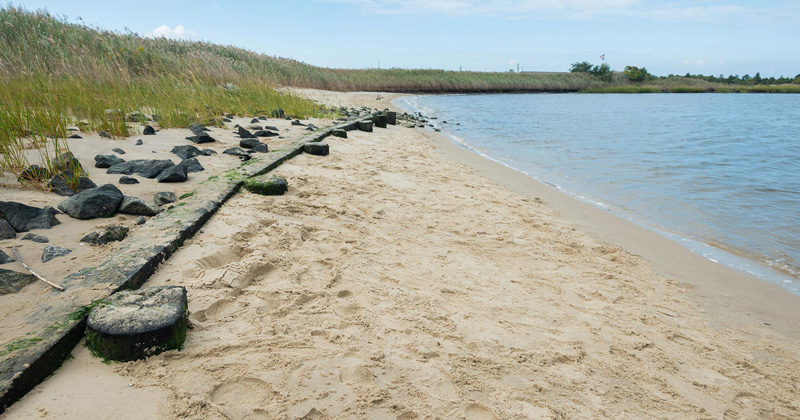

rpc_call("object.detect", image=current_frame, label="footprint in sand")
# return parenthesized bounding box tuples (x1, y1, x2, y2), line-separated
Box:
(195, 247, 244, 270)
(464, 403, 499, 420)
(339, 366, 375, 385)
(193, 299, 244, 322)
(336, 290, 353, 298)
(210, 378, 274, 420)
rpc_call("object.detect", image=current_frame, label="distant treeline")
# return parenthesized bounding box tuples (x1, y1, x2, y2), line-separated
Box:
(677, 73, 800, 86)
(571, 61, 800, 86)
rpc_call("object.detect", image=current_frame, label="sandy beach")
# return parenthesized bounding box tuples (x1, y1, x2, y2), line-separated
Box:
(3, 91, 799, 419)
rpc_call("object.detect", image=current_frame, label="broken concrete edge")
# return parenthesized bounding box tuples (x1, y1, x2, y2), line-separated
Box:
(0, 113, 381, 413)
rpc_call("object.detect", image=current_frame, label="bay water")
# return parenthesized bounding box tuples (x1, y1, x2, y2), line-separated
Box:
(395, 93, 800, 295)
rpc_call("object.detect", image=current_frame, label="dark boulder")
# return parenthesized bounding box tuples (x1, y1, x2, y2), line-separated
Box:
(0, 251, 14, 265)
(252, 143, 269, 153)
(171, 145, 202, 160)
(135, 139, 143, 146)
(99, 131, 111, 138)
(332, 129, 347, 139)
(179, 158, 204, 173)
(154, 192, 176, 206)
(387, 111, 397, 125)
(253, 130, 279, 137)
(112, 148, 126, 155)
(303, 142, 329, 156)
(22, 233, 49, 243)
(200, 149, 217, 156)
(0, 202, 60, 232)
(68, 134, 82, 139)
(374, 114, 388, 128)
(118, 196, 160, 216)
(250, 118, 260, 124)
(119, 176, 139, 185)
(95, 154, 125, 169)
(85, 286, 188, 361)
(0, 220, 16, 239)
(156, 165, 188, 183)
(80, 225, 129, 245)
(49, 170, 97, 196)
(136, 216, 146, 225)
(237, 126, 256, 139)
(143, 125, 156, 135)
(291, 120, 305, 126)
(264, 125, 279, 131)
(42, 246, 72, 263)
(223, 147, 250, 158)
(0, 269, 37, 294)
(188, 123, 205, 136)
(53, 152, 84, 173)
(185, 132, 216, 144)
(57, 184, 124, 219)
(107, 159, 175, 178)
(239, 138, 261, 149)
(17, 165, 51, 183)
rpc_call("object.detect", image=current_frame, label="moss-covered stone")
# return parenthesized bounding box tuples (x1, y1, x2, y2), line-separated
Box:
(243, 175, 288, 196)
(302, 142, 329, 156)
(357, 120, 373, 132)
(85, 286, 188, 362)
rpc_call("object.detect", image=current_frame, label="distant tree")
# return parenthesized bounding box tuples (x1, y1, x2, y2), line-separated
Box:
(570, 61, 593, 73)
(624, 65, 651, 82)
(794, 74, 800, 84)
(589, 63, 612, 81)
(753, 72, 762, 84)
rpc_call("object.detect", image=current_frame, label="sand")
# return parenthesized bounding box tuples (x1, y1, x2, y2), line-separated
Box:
(3, 91, 800, 419)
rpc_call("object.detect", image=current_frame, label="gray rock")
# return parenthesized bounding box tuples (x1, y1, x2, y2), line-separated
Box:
(374, 114, 388, 128)
(171, 145, 202, 160)
(143, 125, 156, 135)
(68, 134, 82, 139)
(17, 165, 51, 183)
(305, 124, 319, 131)
(248, 125, 263, 131)
(179, 158, 204, 173)
(53, 152, 84, 173)
(291, 120, 305, 126)
(223, 147, 251, 159)
(221, 118, 231, 123)
(264, 125, 279, 131)
(0, 220, 16, 239)
(257, 116, 267, 121)
(387, 111, 397, 125)
(135, 139, 143, 145)
(253, 130, 279, 137)
(156, 165, 188, 183)
(42, 246, 72, 263)
(49, 170, 97, 196)
(95, 154, 125, 169)
(57, 184, 124, 219)
(22, 233, 49, 243)
(252, 143, 269, 153)
(99, 131, 111, 138)
(154, 192, 176, 206)
(332, 129, 347, 138)
(85, 286, 188, 361)
(80, 225, 129, 245)
(200, 149, 217, 156)
(239, 138, 261, 149)
(112, 148, 126, 155)
(188, 123, 205, 136)
(107, 159, 175, 178)
(237, 126, 255, 139)
(118, 196, 160, 216)
(0, 269, 37, 294)
(0, 250, 14, 265)
(185, 133, 216, 144)
(303, 142, 329, 156)
(135, 216, 146, 225)
(250, 118, 260, 124)
(119, 176, 139, 185)
(0, 202, 60, 232)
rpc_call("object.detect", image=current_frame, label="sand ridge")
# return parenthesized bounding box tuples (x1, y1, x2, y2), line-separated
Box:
(3, 92, 799, 419)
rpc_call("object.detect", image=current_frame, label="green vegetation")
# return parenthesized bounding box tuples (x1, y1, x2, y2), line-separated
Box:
(0, 337, 43, 357)
(623, 66, 652, 82)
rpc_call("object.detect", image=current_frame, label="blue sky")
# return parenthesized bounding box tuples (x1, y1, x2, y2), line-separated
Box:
(10, 0, 800, 77)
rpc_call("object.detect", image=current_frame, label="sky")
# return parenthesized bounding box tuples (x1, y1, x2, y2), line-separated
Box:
(9, 0, 800, 77)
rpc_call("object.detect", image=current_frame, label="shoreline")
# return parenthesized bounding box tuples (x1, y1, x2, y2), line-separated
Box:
(390, 93, 800, 339)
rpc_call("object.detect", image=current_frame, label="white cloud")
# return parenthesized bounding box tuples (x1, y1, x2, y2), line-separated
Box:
(146, 24, 198, 39)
